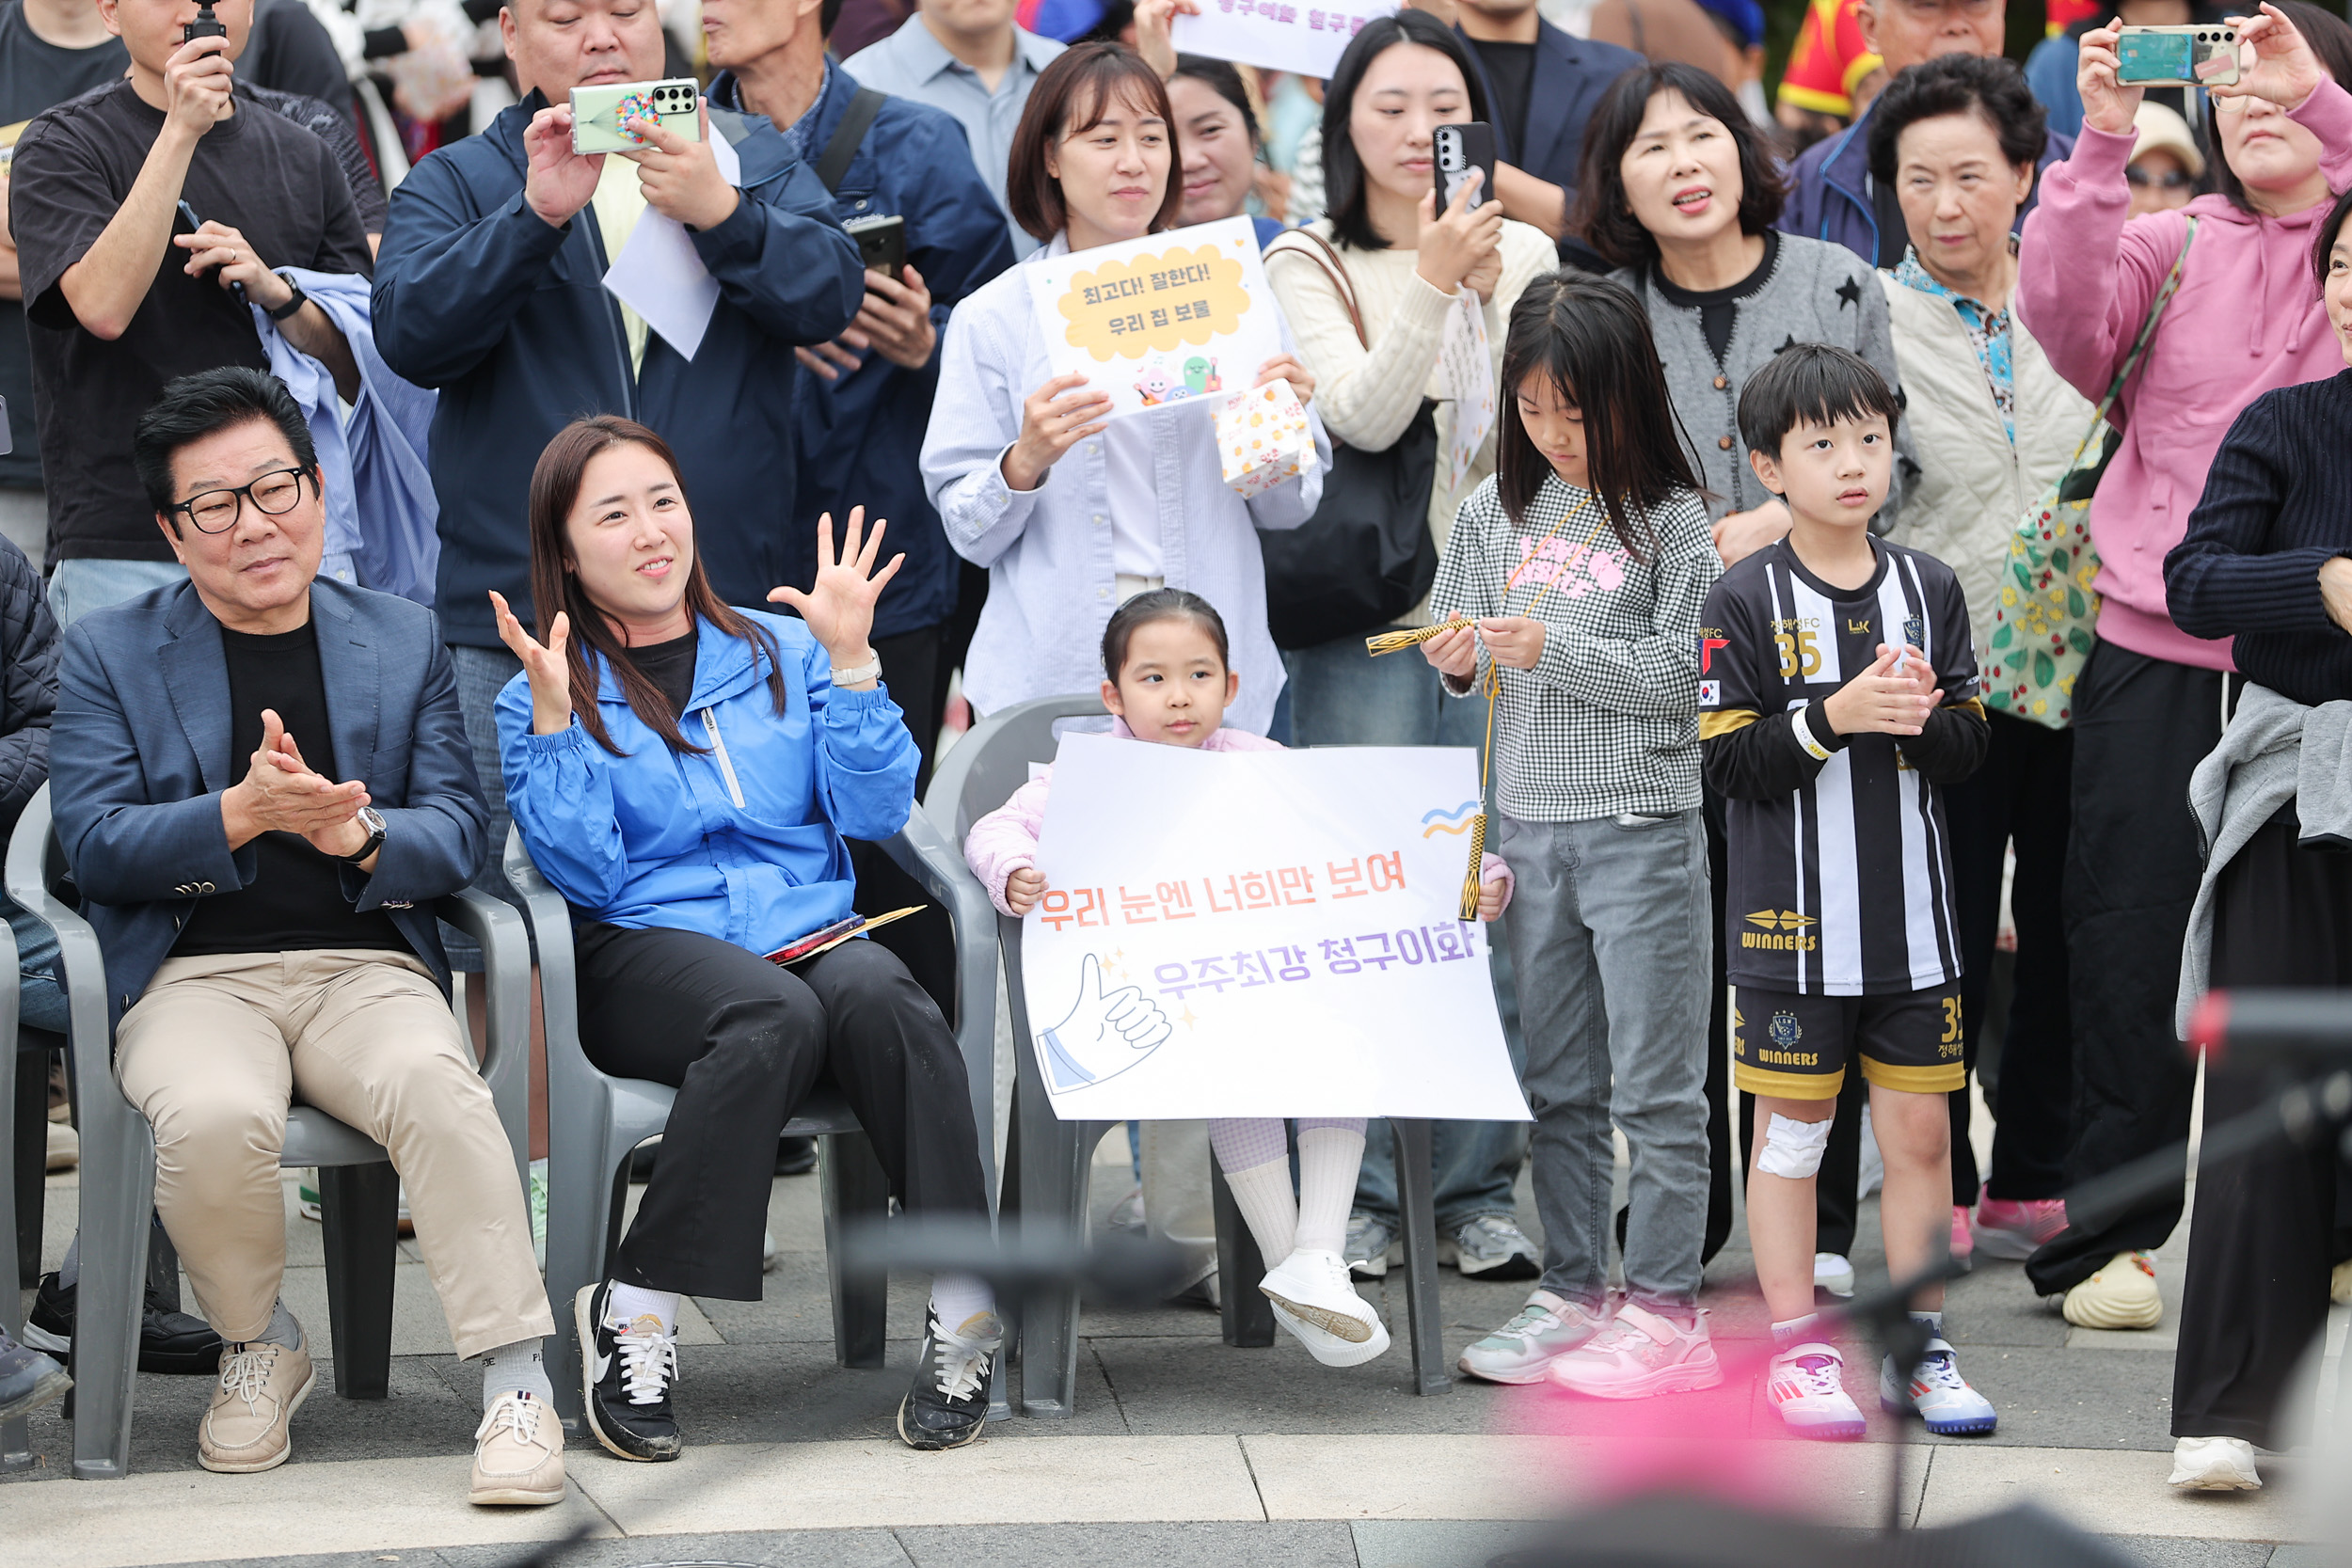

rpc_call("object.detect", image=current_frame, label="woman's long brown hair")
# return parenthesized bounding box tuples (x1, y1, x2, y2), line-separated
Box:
(526, 416, 789, 756)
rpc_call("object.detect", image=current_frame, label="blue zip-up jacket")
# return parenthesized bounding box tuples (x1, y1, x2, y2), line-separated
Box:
(708, 65, 1017, 641)
(373, 90, 866, 650)
(1777, 99, 2072, 264)
(496, 610, 917, 954)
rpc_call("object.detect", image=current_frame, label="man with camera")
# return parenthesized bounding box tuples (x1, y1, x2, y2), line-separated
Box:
(10, 0, 371, 626)
(372, 0, 865, 893)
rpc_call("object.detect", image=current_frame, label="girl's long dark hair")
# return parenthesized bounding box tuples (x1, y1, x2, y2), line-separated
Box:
(526, 416, 789, 756)
(1495, 271, 1700, 560)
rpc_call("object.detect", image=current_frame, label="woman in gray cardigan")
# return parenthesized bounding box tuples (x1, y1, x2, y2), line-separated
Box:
(1571, 63, 1915, 571)
(1569, 60, 1915, 1290)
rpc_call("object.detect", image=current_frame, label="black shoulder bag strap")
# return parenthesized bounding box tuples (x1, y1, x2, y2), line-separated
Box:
(813, 87, 887, 195)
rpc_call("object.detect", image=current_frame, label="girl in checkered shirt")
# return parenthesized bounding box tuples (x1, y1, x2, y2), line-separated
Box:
(1422, 270, 1725, 1399)
(965, 588, 1513, 1368)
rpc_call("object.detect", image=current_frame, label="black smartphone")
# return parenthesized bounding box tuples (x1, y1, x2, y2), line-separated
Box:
(1435, 121, 1497, 212)
(183, 1, 228, 51)
(176, 198, 245, 304)
(843, 214, 906, 282)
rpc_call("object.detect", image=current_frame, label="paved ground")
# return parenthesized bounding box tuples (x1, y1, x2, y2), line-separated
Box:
(11, 1106, 2349, 1568)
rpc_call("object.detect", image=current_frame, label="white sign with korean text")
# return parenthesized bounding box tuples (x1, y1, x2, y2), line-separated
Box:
(1025, 215, 1284, 420)
(1171, 0, 1399, 79)
(1021, 735, 1531, 1121)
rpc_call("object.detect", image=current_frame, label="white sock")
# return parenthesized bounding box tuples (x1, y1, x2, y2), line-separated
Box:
(1222, 1157, 1298, 1264)
(1911, 1309, 1945, 1339)
(929, 1272, 995, 1334)
(1293, 1126, 1364, 1258)
(1771, 1314, 1820, 1350)
(479, 1338, 556, 1410)
(605, 1282, 679, 1337)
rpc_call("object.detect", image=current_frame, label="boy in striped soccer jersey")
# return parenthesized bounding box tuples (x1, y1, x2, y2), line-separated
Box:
(1699, 344, 1994, 1442)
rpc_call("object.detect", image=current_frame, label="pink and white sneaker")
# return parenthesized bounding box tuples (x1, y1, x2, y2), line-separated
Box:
(1766, 1342, 1866, 1440)
(1972, 1196, 2067, 1260)
(1546, 1302, 1722, 1400)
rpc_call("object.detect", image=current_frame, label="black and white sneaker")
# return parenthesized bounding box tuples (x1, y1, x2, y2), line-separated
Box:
(898, 1309, 1001, 1451)
(27, 1270, 225, 1375)
(574, 1281, 681, 1462)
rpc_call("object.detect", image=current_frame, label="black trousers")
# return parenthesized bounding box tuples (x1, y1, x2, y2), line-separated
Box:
(2172, 818, 2352, 1445)
(577, 924, 988, 1300)
(2027, 641, 2235, 1296)
(849, 621, 957, 1018)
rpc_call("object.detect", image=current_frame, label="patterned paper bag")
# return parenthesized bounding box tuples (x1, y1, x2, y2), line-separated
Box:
(1212, 379, 1315, 499)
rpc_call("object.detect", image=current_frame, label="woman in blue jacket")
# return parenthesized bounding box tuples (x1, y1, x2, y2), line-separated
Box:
(492, 416, 994, 1465)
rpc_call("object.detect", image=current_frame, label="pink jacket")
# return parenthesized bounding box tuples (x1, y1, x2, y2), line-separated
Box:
(962, 720, 1515, 917)
(2016, 80, 2352, 673)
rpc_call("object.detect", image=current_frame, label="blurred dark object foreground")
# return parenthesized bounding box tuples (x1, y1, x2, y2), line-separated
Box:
(1492, 1496, 2135, 1568)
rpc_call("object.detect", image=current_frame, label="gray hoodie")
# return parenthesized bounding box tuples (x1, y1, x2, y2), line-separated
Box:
(2173, 682, 2352, 1036)
(1612, 231, 1915, 526)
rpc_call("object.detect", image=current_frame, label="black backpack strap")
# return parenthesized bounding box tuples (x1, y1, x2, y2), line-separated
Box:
(813, 87, 886, 195)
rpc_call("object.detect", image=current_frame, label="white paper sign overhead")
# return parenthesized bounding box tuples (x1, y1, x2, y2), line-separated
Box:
(1020, 735, 1530, 1122)
(600, 123, 741, 362)
(1171, 0, 1399, 78)
(1024, 214, 1283, 420)
(1439, 287, 1495, 494)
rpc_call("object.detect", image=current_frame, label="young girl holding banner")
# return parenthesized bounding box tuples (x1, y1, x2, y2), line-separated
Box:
(965, 589, 1514, 1367)
(1422, 272, 1724, 1397)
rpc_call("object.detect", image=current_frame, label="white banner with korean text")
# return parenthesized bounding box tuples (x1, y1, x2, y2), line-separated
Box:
(1020, 735, 1531, 1122)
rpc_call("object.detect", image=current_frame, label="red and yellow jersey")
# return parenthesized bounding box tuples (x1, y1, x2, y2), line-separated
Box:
(1776, 0, 1880, 119)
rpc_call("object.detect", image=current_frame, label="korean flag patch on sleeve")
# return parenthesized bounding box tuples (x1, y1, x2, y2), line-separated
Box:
(1699, 679, 1721, 708)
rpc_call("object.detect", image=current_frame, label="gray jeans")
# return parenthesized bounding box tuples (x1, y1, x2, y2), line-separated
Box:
(1502, 809, 1711, 1311)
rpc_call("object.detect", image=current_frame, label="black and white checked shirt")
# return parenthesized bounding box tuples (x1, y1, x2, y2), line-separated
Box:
(1430, 474, 1722, 823)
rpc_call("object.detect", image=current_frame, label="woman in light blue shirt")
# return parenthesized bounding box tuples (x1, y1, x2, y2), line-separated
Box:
(920, 41, 1328, 737)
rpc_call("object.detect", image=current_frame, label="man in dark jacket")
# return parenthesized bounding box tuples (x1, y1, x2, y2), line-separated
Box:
(1778, 0, 2069, 265)
(372, 0, 865, 893)
(1454, 0, 1643, 238)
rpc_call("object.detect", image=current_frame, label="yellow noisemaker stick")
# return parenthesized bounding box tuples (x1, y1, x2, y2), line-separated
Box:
(1364, 617, 1473, 655)
(1438, 494, 1612, 919)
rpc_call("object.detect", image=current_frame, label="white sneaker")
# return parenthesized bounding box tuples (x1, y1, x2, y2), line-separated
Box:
(1880, 1338, 1995, 1435)
(1260, 1248, 1390, 1368)
(1343, 1212, 1394, 1279)
(1547, 1303, 1723, 1400)
(1814, 1253, 1855, 1298)
(762, 1227, 780, 1273)
(2062, 1250, 2161, 1330)
(1458, 1290, 1606, 1385)
(1440, 1215, 1541, 1280)
(2169, 1435, 2261, 1490)
(1766, 1342, 1866, 1440)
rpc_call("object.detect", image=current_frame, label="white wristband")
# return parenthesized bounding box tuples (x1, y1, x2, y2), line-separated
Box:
(831, 656, 882, 686)
(1790, 706, 1833, 762)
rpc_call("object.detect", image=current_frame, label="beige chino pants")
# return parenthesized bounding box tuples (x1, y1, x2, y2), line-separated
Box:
(113, 949, 554, 1358)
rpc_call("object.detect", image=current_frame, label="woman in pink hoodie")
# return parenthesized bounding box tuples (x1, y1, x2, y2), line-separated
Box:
(2013, 0, 2352, 1326)
(965, 589, 1512, 1370)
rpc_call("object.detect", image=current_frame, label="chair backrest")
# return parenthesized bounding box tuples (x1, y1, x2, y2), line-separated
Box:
(924, 693, 1110, 846)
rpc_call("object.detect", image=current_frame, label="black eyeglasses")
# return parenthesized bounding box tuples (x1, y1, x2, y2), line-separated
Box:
(2126, 166, 2194, 190)
(168, 467, 310, 533)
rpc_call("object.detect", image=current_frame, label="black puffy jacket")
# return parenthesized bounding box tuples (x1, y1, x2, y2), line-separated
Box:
(0, 538, 57, 842)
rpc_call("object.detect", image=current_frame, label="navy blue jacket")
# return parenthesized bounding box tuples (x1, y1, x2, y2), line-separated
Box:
(372, 91, 866, 648)
(1778, 98, 2072, 264)
(710, 66, 1016, 641)
(1454, 20, 1642, 206)
(52, 579, 486, 1027)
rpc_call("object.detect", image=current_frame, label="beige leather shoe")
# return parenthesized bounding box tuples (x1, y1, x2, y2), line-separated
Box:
(198, 1341, 314, 1473)
(2061, 1250, 2163, 1330)
(471, 1392, 566, 1506)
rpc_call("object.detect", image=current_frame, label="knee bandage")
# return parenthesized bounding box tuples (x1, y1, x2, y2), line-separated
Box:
(1757, 1113, 1833, 1179)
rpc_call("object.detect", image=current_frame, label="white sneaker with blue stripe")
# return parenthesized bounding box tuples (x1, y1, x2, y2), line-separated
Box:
(1880, 1337, 1996, 1435)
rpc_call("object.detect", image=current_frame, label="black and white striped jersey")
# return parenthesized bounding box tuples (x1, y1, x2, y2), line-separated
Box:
(1697, 537, 1987, 996)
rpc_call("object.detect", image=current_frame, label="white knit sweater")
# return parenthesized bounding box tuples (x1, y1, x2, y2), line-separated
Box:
(1264, 218, 1559, 614)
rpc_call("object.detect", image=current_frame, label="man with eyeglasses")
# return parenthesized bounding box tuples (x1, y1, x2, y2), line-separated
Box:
(48, 365, 563, 1503)
(1778, 0, 2074, 265)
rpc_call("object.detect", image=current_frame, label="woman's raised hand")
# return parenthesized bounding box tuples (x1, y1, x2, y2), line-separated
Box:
(2076, 24, 2145, 137)
(2214, 3, 2324, 113)
(1003, 372, 1113, 493)
(1413, 169, 1504, 297)
(767, 506, 903, 681)
(489, 590, 574, 736)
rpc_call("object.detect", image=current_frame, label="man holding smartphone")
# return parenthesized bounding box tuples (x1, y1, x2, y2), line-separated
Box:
(9, 0, 369, 625)
(1450, 0, 1642, 238)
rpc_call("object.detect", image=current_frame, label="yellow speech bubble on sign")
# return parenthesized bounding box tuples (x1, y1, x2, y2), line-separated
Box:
(1055, 242, 1253, 362)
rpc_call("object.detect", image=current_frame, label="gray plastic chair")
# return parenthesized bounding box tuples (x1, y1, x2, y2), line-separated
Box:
(0, 914, 31, 1472)
(3, 783, 533, 1480)
(924, 694, 1453, 1414)
(504, 806, 1001, 1433)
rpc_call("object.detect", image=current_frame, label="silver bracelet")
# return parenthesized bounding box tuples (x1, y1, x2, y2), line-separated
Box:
(831, 655, 882, 686)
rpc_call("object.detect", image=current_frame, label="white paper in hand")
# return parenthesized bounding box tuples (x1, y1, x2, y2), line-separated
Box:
(1438, 287, 1496, 494)
(600, 129, 742, 362)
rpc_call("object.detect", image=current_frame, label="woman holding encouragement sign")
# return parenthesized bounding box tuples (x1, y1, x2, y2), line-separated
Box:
(921, 42, 1330, 739)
